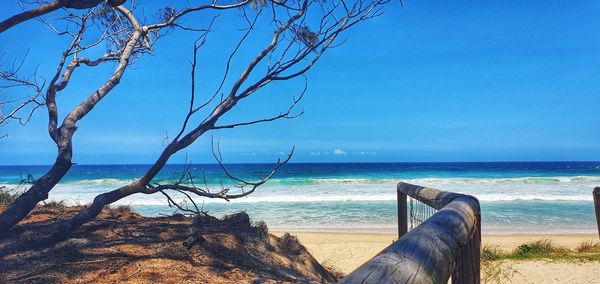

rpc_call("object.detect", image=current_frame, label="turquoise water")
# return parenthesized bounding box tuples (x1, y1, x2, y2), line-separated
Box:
(1, 162, 599, 234)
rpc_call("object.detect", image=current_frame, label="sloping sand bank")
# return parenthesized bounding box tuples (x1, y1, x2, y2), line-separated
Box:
(0, 207, 336, 283)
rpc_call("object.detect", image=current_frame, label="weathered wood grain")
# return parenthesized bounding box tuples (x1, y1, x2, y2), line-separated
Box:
(340, 182, 480, 284)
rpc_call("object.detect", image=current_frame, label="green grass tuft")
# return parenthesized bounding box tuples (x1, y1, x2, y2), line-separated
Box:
(481, 239, 600, 282)
(483, 239, 600, 262)
(514, 239, 568, 257)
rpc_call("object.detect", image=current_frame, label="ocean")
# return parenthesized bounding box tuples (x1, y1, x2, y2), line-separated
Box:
(1, 162, 599, 234)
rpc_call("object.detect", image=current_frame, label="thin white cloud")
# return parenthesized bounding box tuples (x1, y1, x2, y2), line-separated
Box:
(333, 148, 347, 156)
(310, 151, 321, 156)
(353, 151, 377, 156)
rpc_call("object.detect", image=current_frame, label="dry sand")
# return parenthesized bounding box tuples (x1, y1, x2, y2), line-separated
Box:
(274, 231, 600, 283)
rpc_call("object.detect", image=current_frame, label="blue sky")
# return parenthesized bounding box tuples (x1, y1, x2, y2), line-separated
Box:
(1, 1, 599, 164)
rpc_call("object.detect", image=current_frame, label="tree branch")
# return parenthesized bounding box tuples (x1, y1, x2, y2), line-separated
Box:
(0, 0, 126, 34)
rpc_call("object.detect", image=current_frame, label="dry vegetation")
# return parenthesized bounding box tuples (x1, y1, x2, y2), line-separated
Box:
(0, 187, 17, 206)
(484, 239, 600, 261)
(481, 245, 521, 284)
(0, 205, 338, 283)
(481, 239, 600, 283)
(575, 240, 600, 253)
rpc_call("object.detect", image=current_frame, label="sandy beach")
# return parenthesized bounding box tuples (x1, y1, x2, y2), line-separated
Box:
(274, 231, 600, 283)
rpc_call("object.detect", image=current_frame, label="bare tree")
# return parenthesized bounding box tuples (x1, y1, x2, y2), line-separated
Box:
(0, 2, 149, 231)
(0, 0, 389, 238)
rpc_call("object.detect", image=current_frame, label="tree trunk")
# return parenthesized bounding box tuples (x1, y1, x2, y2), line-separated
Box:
(0, 5, 139, 233)
(0, 151, 72, 233)
(38, 186, 136, 245)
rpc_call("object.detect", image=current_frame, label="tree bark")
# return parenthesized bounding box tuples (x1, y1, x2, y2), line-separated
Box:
(0, 147, 72, 233)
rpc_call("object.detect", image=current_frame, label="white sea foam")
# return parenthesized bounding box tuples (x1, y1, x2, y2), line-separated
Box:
(4, 175, 597, 187)
(3, 169, 597, 234)
(32, 179, 594, 205)
(68, 178, 135, 186)
(2, 174, 597, 206)
(269, 175, 600, 185)
(407, 176, 600, 184)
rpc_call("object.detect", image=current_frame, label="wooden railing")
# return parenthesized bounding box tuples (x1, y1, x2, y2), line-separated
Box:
(340, 182, 481, 284)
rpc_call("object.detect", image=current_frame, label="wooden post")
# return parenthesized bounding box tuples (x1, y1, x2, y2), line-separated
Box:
(452, 213, 481, 284)
(473, 215, 481, 284)
(397, 188, 407, 238)
(594, 187, 600, 240)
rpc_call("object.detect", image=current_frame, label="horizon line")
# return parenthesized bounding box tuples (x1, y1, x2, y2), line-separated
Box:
(1, 160, 600, 167)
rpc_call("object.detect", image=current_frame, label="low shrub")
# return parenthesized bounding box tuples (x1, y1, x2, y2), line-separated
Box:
(514, 239, 567, 256)
(281, 233, 302, 255)
(43, 200, 66, 209)
(576, 241, 600, 253)
(112, 204, 133, 214)
(0, 186, 19, 207)
(481, 245, 503, 261)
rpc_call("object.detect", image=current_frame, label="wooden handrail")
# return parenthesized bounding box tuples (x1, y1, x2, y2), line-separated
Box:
(339, 182, 481, 284)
